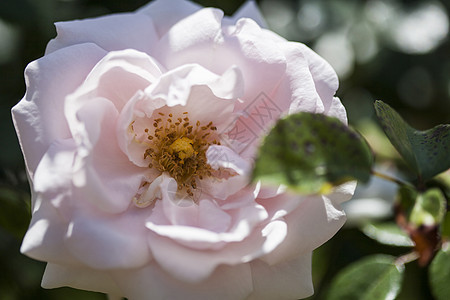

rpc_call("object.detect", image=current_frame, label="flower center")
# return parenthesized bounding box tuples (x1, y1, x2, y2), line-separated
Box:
(169, 137, 195, 162)
(143, 111, 220, 196)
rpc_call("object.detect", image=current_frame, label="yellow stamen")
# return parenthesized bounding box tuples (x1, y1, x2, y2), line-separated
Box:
(139, 111, 221, 199)
(169, 137, 195, 162)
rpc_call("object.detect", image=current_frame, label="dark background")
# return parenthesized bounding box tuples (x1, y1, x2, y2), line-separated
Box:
(0, 0, 449, 299)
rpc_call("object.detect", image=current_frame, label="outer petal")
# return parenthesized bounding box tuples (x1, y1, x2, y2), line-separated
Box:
(11, 43, 106, 179)
(113, 263, 252, 300)
(42, 263, 122, 295)
(324, 97, 348, 124)
(137, 0, 202, 37)
(248, 253, 313, 300)
(21, 139, 78, 265)
(64, 207, 151, 270)
(274, 42, 327, 115)
(46, 13, 158, 55)
(260, 194, 347, 265)
(299, 43, 339, 112)
(225, 0, 268, 28)
(20, 196, 77, 265)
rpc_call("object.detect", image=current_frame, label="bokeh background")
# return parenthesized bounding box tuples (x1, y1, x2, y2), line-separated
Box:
(0, 0, 449, 299)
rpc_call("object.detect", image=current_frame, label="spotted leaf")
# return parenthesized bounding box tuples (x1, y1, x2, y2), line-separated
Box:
(252, 112, 373, 194)
(374, 100, 450, 181)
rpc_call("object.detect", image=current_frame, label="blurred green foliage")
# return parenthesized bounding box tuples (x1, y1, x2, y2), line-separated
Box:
(1, 0, 449, 299)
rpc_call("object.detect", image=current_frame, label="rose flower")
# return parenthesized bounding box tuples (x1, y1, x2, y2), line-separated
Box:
(12, 0, 354, 299)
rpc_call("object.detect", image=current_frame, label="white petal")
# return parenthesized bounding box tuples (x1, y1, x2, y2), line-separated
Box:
(154, 9, 286, 106)
(137, 0, 202, 37)
(261, 195, 346, 265)
(64, 208, 151, 270)
(226, 0, 268, 28)
(69, 49, 163, 112)
(141, 63, 241, 132)
(206, 145, 250, 175)
(325, 97, 349, 124)
(42, 263, 122, 295)
(46, 13, 158, 55)
(21, 195, 77, 265)
(11, 43, 106, 179)
(66, 97, 143, 213)
(248, 253, 314, 300)
(298, 43, 339, 112)
(275, 42, 325, 115)
(113, 262, 252, 300)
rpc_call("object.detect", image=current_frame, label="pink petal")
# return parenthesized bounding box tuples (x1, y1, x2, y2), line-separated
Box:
(64, 207, 151, 270)
(206, 145, 250, 175)
(20, 196, 77, 265)
(33, 139, 76, 196)
(146, 228, 266, 283)
(325, 97, 348, 124)
(21, 139, 79, 264)
(70, 49, 163, 112)
(42, 263, 122, 295)
(152, 175, 232, 230)
(120, 64, 243, 167)
(154, 9, 286, 104)
(148, 187, 267, 250)
(273, 42, 325, 115)
(11, 43, 106, 179)
(248, 253, 313, 300)
(260, 195, 346, 265)
(144, 63, 243, 104)
(299, 43, 339, 112)
(256, 192, 303, 221)
(46, 13, 158, 55)
(327, 181, 357, 204)
(146, 198, 271, 282)
(137, 0, 202, 37)
(66, 97, 143, 213)
(116, 91, 165, 168)
(200, 145, 251, 200)
(225, 0, 268, 28)
(113, 262, 252, 300)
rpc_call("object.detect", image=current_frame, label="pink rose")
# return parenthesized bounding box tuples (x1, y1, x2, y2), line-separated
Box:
(12, 0, 354, 299)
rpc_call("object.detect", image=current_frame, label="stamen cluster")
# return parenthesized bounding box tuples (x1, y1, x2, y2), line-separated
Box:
(143, 111, 220, 196)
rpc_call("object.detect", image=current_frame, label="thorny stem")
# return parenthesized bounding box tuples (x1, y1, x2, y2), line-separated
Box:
(371, 170, 414, 188)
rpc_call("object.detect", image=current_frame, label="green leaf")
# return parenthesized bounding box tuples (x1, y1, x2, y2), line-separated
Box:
(374, 100, 450, 181)
(441, 212, 450, 240)
(326, 255, 404, 300)
(398, 186, 446, 227)
(397, 186, 446, 227)
(362, 222, 414, 247)
(429, 245, 450, 300)
(252, 112, 373, 194)
(411, 188, 446, 226)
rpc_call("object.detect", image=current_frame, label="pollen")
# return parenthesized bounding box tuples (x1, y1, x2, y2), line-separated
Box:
(169, 137, 195, 162)
(142, 111, 220, 197)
